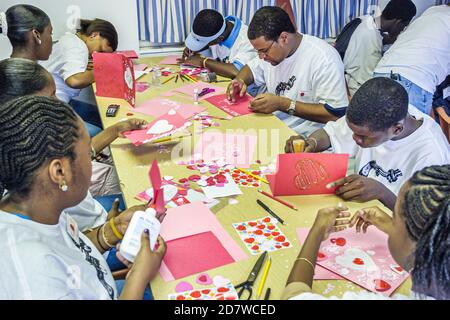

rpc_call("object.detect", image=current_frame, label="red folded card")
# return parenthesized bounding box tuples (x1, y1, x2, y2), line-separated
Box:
(116, 50, 139, 59)
(163, 231, 235, 279)
(93, 52, 136, 107)
(205, 93, 253, 117)
(267, 153, 349, 196)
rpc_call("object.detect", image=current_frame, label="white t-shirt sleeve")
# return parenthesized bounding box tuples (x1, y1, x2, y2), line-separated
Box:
(57, 39, 89, 81)
(247, 57, 266, 87)
(323, 117, 359, 156)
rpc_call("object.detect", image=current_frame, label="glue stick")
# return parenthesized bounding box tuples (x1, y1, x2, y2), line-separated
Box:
(194, 88, 199, 105)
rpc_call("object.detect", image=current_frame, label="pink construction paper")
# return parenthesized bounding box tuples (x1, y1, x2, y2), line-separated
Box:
(163, 231, 235, 280)
(134, 98, 206, 119)
(123, 111, 190, 146)
(296, 228, 343, 280)
(134, 63, 148, 71)
(267, 153, 349, 196)
(205, 94, 254, 117)
(316, 228, 409, 296)
(174, 82, 226, 101)
(136, 82, 150, 93)
(159, 55, 181, 65)
(193, 131, 257, 168)
(159, 202, 247, 281)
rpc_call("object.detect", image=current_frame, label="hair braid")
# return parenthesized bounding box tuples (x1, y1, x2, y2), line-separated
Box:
(0, 96, 80, 199)
(403, 165, 450, 300)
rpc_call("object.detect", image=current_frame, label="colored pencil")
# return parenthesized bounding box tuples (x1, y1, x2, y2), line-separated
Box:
(237, 167, 268, 184)
(256, 257, 271, 299)
(257, 189, 298, 211)
(161, 75, 176, 85)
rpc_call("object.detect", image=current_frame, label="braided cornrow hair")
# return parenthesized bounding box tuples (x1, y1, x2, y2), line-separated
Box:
(403, 165, 450, 300)
(0, 96, 80, 199)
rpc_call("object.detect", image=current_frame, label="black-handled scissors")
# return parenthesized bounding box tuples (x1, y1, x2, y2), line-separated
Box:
(235, 251, 268, 300)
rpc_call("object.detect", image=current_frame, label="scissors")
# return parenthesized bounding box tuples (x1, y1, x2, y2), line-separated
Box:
(235, 251, 267, 300)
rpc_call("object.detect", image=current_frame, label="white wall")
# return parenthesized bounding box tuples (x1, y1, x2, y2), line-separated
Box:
(379, 0, 437, 18)
(0, 0, 139, 59)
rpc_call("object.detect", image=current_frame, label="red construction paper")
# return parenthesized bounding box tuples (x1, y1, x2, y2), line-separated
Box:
(267, 153, 349, 196)
(205, 94, 254, 117)
(93, 52, 136, 107)
(163, 231, 235, 279)
(123, 111, 190, 146)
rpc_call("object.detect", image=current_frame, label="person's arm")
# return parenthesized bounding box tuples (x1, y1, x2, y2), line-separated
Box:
(277, 97, 339, 123)
(203, 58, 239, 79)
(91, 119, 148, 154)
(285, 129, 332, 153)
(65, 70, 95, 89)
(226, 65, 255, 102)
(285, 205, 351, 296)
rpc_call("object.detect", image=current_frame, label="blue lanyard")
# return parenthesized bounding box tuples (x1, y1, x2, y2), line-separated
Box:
(11, 213, 32, 221)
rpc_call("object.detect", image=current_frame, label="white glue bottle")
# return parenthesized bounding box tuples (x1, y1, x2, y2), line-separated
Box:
(193, 88, 199, 105)
(119, 207, 161, 263)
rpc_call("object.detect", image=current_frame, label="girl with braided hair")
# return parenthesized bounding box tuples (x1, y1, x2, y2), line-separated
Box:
(0, 96, 166, 300)
(283, 165, 450, 300)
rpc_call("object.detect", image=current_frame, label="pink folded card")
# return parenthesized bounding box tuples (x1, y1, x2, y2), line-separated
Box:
(163, 231, 235, 280)
(159, 202, 247, 281)
(123, 110, 191, 146)
(134, 98, 206, 119)
(174, 82, 226, 101)
(316, 227, 409, 296)
(205, 94, 253, 117)
(159, 55, 181, 65)
(267, 153, 349, 196)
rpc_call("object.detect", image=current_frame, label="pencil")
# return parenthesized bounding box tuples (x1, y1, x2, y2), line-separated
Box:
(264, 288, 271, 300)
(237, 167, 268, 184)
(181, 74, 193, 83)
(257, 199, 285, 225)
(184, 74, 198, 82)
(256, 257, 271, 299)
(161, 75, 176, 85)
(151, 133, 192, 144)
(175, 75, 179, 83)
(257, 189, 298, 211)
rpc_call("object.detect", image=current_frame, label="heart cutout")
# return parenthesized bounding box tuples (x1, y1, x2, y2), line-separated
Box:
(195, 273, 213, 286)
(147, 119, 174, 134)
(335, 248, 377, 272)
(175, 281, 193, 293)
(374, 279, 391, 292)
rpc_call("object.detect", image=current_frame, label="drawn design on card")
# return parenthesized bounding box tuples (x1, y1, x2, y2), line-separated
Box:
(335, 248, 378, 272)
(124, 66, 133, 89)
(147, 120, 174, 134)
(294, 159, 329, 190)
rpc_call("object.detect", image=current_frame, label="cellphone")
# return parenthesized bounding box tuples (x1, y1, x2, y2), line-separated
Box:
(106, 104, 120, 117)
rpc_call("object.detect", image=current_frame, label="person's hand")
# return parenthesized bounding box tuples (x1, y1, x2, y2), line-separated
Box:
(113, 119, 148, 138)
(178, 47, 194, 64)
(107, 198, 121, 221)
(311, 204, 351, 241)
(114, 204, 147, 235)
(182, 54, 204, 68)
(327, 175, 387, 203)
(125, 232, 167, 283)
(249, 93, 283, 114)
(349, 206, 394, 235)
(227, 79, 247, 102)
(284, 135, 317, 153)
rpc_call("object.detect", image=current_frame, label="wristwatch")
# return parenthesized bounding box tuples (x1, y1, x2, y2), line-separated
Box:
(287, 99, 296, 116)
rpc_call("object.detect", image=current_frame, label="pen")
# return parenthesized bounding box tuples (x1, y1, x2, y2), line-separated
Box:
(264, 288, 271, 300)
(257, 199, 285, 225)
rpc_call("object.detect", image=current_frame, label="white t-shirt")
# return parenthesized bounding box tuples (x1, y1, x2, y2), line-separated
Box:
(0, 211, 116, 300)
(374, 5, 450, 93)
(247, 34, 349, 136)
(323, 107, 450, 195)
(344, 15, 383, 96)
(208, 16, 257, 70)
(65, 191, 108, 232)
(41, 32, 89, 102)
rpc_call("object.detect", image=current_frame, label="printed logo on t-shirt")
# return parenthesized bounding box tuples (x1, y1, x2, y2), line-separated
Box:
(275, 76, 296, 96)
(359, 161, 403, 183)
(71, 237, 115, 299)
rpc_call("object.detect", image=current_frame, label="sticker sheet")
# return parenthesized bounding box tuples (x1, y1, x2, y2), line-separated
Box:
(233, 216, 292, 255)
(168, 282, 239, 300)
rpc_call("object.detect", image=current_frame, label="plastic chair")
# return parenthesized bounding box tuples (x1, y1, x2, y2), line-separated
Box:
(432, 106, 450, 144)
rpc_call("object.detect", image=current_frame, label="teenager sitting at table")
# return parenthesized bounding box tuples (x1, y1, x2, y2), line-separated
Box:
(0, 96, 166, 299)
(227, 6, 349, 137)
(283, 165, 450, 300)
(285, 78, 450, 210)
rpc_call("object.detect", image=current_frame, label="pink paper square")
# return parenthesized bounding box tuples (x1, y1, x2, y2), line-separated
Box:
(316, 228, 409, 296)
(159, 55, 181, 65)
(174, 82, 226, 100)
(163, 231, 235, 279)
(205, 94, 254, 117)
(296, 228, 343, 280)
(133, 64, 148, 71)
(134, 98, 206, 119)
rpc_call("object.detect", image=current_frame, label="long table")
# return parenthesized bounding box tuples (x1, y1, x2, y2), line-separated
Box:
(93, 56, 412, 300)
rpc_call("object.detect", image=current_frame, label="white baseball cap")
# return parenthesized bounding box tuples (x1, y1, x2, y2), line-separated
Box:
(185, 18, 226, 52)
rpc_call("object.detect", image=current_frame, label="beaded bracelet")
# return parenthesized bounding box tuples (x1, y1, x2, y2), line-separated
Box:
(96, 226, 109, 251)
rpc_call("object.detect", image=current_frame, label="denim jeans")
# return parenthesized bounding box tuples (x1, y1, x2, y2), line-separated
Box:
(373, 72, 434, 115)
(69, 99, 103, 137)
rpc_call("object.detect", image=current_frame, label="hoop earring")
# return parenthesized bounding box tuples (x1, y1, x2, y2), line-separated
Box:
(60, 181, 68, 192)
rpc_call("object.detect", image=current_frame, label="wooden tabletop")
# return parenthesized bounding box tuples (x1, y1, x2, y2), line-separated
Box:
(93, 56, 412, 300)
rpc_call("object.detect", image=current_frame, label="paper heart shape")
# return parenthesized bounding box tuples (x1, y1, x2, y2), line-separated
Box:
(335, 248, 378, 272)
(196, 273, 213, 286)
(374, 279, 391, 292)
(168, 109, 177, 115)
(175, 281, 193, 293)
(317, 252, 327, 261)
(213, 275, 231, 288)
(330, 237, 346, 246)
(147, 119, 174, 134)
(390, 264, 406, 275)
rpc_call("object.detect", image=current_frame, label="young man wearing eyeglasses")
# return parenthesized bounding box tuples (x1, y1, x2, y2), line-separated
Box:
(227, 6, 349, 137)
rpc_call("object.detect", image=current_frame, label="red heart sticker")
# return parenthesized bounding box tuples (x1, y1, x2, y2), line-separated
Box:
(244, 238, 255, 244)
(282, 242, 290, 247)
(275, 235, 286, 242)
(201, 289, 211, 294)
(264, 233, 271, 237)
(263, 217, 271, 223)
(190, 291, 202, 298)
(176, 295, 186, 300)
(249, 222, 257, 227)
(267, 225, 276, 230)
(217, 287, 230, 293)
(257, 224, 266, 230)
(353, 258, 365, 265)
(236, 225, 246, 231)
(335, 238, 346, 246)
(374, 279, 391, 292)
(254, 230, 263, 235)
(271, 232, 280, 237)
(251, 245, 260, 251)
